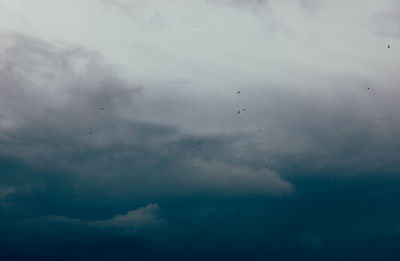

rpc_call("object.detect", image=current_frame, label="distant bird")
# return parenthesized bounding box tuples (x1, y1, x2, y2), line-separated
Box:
(99, 107, 104, 110)
(88, 131, 93, 135)
(242, 108, 246, 111)
(388, 45, 391, 49)
(237, 110, 241, 115)
(236, 91, 241, 94)
(367, 87, 371, 90)
(264, 165, 268, 169)
(257, 130, 261, 133)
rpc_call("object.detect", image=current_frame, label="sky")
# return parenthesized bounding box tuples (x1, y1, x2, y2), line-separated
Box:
(0, 0, 400, 260)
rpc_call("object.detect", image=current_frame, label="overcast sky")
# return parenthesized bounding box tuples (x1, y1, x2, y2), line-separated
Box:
(1, 1, 400, 260)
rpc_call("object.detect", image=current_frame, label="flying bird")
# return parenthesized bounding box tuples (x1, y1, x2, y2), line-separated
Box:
(237, 110, 241, 115)
(236, 91, 241, 94)
(88, 131, 93, 135)
(242, 108, 246, 111)
(388, 45, 391, 48)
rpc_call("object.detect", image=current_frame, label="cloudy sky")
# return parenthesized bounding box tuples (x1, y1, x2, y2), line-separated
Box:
(0, 0, 400, 260)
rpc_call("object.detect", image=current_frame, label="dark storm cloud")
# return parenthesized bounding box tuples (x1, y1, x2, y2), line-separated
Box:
(1, 0, 400, 256)
(0, 33, 291, 197)
(0, 33, 289, 259)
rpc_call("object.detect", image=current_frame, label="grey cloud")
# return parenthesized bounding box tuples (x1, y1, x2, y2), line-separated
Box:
(369, 12, 400, 38)
(0, 33, 292, 199)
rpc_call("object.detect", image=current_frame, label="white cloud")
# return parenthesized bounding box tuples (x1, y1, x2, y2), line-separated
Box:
(91, 203, 163, 228)
(42, 203, 163, 235)
(0, 186, 15, 206)
(181, 159, 293, 195)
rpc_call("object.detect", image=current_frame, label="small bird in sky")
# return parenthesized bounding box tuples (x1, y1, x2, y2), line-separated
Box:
(388, 45, 391, 48)
(367, 87, 371, 90)
(237, 110, 241, 115)
(88, 131, 93, 135)
(242, 108, 246, 111)
(99, 107, 104, 110)
(237, 91, 241, 94)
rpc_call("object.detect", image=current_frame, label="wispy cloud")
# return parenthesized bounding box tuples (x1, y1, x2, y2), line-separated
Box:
(42, 203, 164, 235)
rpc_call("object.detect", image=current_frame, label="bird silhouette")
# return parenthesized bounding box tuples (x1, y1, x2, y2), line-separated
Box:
(237, 110, 241, 115)
(236, 91, 241, 94)
(388, 45, 391, 48)
(88, 131, 93, 135)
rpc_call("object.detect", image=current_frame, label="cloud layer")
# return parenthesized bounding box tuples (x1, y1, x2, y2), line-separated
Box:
(0, 33, 292, 200)
(0, 1, 400, 260)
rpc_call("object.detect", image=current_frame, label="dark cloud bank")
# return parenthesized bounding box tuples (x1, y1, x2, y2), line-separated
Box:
(1, 32, 400, 261)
